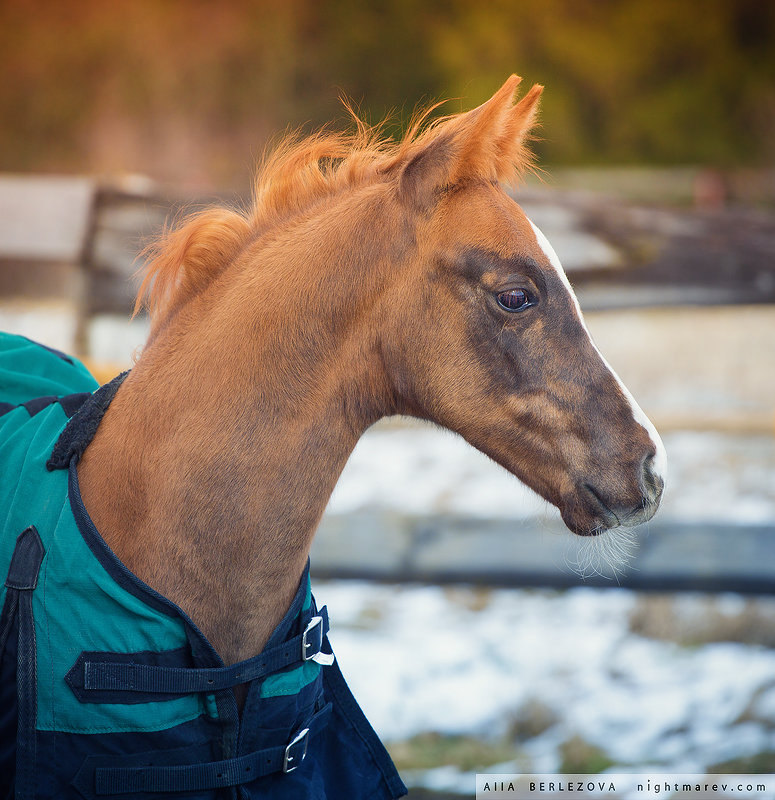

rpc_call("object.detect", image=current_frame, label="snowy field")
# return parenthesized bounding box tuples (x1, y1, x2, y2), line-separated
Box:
(320, 582, 775, 794)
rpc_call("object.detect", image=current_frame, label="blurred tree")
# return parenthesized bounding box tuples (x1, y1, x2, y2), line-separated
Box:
(0, 0, 772, 188)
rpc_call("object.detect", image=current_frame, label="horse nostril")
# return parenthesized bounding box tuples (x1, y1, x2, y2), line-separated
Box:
(641, 453, 664, 502)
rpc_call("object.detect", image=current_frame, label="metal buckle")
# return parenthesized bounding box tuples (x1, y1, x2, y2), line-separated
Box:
(283, 727, 309, 773)
(301, 615, 335, 666)
(302, 616, 323, 661)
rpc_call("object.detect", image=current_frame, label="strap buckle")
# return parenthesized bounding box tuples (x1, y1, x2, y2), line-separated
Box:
(283, 727, 309, 773)
(301, 615, 334, 665)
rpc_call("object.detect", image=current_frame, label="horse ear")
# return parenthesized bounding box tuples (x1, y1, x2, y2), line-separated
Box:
(495, 82, 543, 169)
(398, 75, 540, 209)
(448, 74, 525, 184)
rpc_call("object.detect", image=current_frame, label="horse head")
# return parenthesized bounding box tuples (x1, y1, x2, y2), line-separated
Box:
(377, 76, 666, 535)
(134, 75, 666, 542)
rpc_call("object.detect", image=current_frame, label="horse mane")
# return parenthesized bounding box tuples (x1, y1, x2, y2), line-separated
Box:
(135, 77, 542, 332)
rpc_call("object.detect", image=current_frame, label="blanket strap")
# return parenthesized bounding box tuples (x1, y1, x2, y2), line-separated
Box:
(0, 527, 45, 800)
(71, 606, 333, 700)
(93, 701, 332, 795)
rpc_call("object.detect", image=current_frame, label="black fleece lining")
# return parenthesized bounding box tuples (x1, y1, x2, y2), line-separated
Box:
(46, 372, 130, 471)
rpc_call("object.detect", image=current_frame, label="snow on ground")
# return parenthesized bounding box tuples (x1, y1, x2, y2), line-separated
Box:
(318, 581, 775, 791)
(327, 424, 553, 520)
(658, 431, 775, 524)
(0, 302, 150, 366)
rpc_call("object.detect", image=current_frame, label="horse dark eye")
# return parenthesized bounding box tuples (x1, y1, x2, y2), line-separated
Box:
(496, 288, 531, 312)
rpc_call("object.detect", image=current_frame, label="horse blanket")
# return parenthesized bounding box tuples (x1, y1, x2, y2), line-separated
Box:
(0, 332, 407, 800)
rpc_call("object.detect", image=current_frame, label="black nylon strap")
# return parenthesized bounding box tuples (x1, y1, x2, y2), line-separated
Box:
(0, 592, 18, 671)
(5, 526, 45, 591)
(0, 392, 91, 422)
(80, 606, 330, 697)
(16, 590, 38, 800)
(94, 702, 331, 795)
(3, 527, 45, 800)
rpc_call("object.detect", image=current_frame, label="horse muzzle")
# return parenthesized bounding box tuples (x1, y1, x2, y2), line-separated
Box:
(564, 456, 665, 536)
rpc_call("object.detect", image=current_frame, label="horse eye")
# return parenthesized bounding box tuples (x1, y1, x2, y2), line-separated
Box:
(496, 288, 532, 312)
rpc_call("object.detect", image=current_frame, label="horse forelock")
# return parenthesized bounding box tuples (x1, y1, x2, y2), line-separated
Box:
(134, 76, 542, 336)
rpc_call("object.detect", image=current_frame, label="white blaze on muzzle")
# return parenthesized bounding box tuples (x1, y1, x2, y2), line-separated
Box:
(527, 218, 668, 484)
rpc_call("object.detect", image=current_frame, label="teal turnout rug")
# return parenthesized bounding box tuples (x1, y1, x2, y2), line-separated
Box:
(0, 332, 406, 800)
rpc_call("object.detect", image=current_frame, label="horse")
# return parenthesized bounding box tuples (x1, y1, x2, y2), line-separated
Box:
(0, 75, 665, 799)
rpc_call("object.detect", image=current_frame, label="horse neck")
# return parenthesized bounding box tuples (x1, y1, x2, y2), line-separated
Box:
(77, 196, 399, 664)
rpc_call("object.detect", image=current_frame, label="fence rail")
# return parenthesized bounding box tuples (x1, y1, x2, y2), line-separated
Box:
(311, 514, 775, 595)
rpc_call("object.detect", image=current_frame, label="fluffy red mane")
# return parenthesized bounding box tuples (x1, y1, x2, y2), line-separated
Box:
(135, 76, 542, 331)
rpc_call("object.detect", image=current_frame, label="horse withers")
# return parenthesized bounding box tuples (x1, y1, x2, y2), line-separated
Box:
(0, 76, 664, 799)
